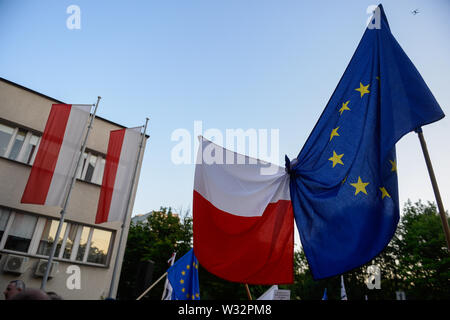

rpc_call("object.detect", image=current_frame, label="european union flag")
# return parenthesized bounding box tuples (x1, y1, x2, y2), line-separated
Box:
(288, 5, 444, 279)
(167, 249, 200, 300)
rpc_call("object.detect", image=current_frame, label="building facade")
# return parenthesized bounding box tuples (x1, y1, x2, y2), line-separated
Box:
(0, 78, 146, 299)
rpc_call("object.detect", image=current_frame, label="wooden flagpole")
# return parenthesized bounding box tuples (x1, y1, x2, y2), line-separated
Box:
(244, 284, 253, 300)
(136, 272, 168, 300)
(416, 127, 450, 251)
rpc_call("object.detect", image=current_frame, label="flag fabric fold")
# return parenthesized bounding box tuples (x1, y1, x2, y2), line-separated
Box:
(340, 275, 347, 300)
(162, 252, 177, 300)
(288, 4, 444, 280)
(167, 249, 200, 300)
(21, 104, 91, 206)
(193, 136, 294, 284)
(95, 127, 142, 224)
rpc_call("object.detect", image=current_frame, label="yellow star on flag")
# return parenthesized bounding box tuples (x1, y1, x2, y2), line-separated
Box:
(180, 279, 184, 284)
(328, 150, 344, 168)
(379, 187, 391, 199)
(389, 160, 397, 172)
(329, 127, 340, 141)
(339, 101, 351, 115)
(181, 271, 185, 275)
(350, 176, 369, 195)
(355, 82, 370, 98)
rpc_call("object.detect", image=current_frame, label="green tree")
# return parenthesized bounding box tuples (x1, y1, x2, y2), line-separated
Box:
(394, 200, 450, 299)
(117, 207, 193, 300)
(288, 200, 449, 300)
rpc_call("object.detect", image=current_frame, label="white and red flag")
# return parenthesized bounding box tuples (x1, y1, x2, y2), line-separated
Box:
(95, 127, 141, 224)
(193, 136, 294, 284)
(21, 104, 91, 206)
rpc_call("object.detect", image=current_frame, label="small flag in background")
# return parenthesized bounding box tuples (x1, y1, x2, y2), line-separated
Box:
(322, 288, 328, 301)
(95, 127, 142, 224)
(287, 4, 445, 280)
(167, 249, 200, 300)
(340, 275, 347, 300)
(21, 104, 91, 206)
(161, 252, 177, 300)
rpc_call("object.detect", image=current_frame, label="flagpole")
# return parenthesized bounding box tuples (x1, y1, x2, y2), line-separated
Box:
(41, 96, 101, 290)
(415, 127, 450, 251)
(108, 117, 149, 299)
(136, 272, 168, 300)
(244, 284, 253, 300)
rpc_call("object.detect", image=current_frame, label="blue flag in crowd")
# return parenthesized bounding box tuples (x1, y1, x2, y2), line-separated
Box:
(322, 288, 328, 301)
(167, 248, 200, 300)
(287, 4, 444, 279)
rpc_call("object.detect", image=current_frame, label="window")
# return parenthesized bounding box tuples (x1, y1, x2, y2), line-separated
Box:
(4, 213, 37, 253)
(0, 208, 10, 243)
(76, 226, 91, 262)
(0, 122, 106, 183)
(76, 152, 105, 185)
(85, 154, 97, 182)
(22, 134, 40, 164)
(0, 123, 14, 156)
(62, 225, 78, 259)
(0, 123, 41, 164)
(0, 208, 113, 266)
(37, 219, 67, 257)
(8, 129, 26, 160)
(87, 229, 112, 265)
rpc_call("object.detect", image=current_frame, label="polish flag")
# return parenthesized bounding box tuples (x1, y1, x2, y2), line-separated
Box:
(21, 104, 91, 206)
(95, 127, 141, 224)
(193, 137, 294, 284)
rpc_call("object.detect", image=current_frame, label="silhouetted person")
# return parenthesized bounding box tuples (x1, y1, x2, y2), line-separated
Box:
(10, 288, 51, 300)
(3, 280, 26, 300)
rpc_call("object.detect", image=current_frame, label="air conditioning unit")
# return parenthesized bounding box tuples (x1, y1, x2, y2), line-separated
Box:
(34, 259, 59, 278)
(3, 254, 29, 274)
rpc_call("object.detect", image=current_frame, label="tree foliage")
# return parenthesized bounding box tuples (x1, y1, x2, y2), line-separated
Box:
(117, 207, 192, 300)
(287, 200, 450, 300)
(118, 201, 449, 300)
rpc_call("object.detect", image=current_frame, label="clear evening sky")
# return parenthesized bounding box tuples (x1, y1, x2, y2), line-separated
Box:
(1, 0, 449, 227)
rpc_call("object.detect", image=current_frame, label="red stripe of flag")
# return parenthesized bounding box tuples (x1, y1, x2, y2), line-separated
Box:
(95, 129, 126, 224)
(193, 190, 294, 284)
(21, 104, 72, 204)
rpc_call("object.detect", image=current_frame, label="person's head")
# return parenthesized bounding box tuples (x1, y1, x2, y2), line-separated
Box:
(3, 280, 26, 300)
(10, 288, 50, 300)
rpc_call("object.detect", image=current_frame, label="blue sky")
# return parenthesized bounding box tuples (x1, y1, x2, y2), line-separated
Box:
(1, 0, 449, 222)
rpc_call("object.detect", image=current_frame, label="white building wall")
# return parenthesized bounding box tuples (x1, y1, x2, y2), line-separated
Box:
(0, 78, 146, 299)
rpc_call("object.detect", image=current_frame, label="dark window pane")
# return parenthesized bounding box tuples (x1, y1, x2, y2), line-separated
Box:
(4, 213, 37, 252)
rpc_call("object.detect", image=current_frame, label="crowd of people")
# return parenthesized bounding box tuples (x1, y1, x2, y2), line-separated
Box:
(3, 280, 63, 300)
